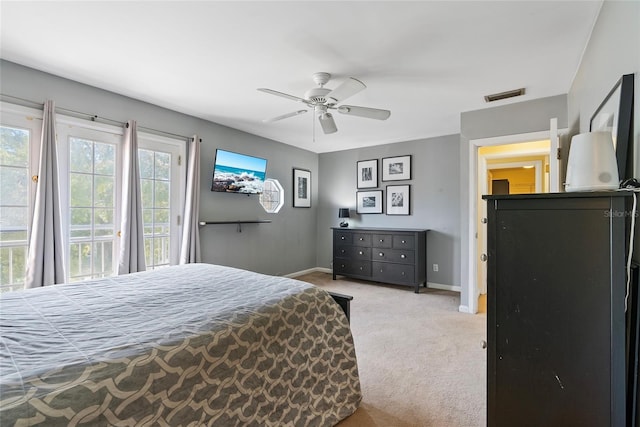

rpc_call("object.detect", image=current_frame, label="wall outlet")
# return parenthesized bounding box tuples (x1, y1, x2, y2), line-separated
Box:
(433, 263, 439, 272)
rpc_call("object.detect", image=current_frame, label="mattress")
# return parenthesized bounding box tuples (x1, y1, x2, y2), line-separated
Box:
(0, 263, 361, 426)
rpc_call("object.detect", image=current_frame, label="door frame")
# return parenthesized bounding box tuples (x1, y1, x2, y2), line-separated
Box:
(463, 119, 563, 314)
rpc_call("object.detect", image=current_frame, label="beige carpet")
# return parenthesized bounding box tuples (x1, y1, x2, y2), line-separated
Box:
(296, 272, 487, 427)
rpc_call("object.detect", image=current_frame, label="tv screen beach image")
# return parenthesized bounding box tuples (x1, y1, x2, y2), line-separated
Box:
(211, 150, 267, 194)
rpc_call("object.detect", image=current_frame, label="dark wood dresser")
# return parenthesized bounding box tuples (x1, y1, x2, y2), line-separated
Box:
(332, 227, 427, 293)
(484, 192, 638, 427)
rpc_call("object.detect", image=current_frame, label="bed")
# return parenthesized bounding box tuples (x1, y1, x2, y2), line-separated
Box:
(0, 263, 361, 426)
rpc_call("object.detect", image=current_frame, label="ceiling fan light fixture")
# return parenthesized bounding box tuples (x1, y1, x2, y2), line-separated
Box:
(318, 111, 337, 134)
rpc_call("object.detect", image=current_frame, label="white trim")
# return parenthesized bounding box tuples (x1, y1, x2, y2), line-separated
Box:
(0, 101, 43, 119)
(467, 126, 567, 315)
(56, 114, 123, 136)
(285, 267, 330, 278)
(427, 282, 461, 293)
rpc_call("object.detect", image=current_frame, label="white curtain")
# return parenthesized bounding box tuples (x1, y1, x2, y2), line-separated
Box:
(25, 100, 66, 288)
(118, 120, 146, 274)
(179, 136, 201, 264)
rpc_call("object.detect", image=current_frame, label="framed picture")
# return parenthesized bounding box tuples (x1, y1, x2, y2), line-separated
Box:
(386, 185, 410, 215)
(382, 155, 411, 181)
(590, 73, 634, 181)
(292, 168, 311, 208)
(356, 190, 383, 214)
(357, 159, 378, 188)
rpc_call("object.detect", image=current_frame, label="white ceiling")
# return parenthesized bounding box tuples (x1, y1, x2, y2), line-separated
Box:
(0, 1, 602, 153)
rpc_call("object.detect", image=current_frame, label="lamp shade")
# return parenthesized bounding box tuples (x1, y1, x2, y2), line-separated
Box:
(565, 131, 619, 192)
(338, 208, 350, 218)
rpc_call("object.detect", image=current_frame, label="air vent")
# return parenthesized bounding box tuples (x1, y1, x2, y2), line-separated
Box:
(484, 88, 526, 103)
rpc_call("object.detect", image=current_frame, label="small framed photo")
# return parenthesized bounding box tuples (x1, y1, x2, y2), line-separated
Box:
(356, 190, 383, 214)
(357, 159, 378, 189)
(293, 168, 311, 208)
(386, 185, 410, 215)
(382, 155, 411, 181)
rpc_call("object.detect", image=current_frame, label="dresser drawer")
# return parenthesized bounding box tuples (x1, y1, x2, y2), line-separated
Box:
(335, 245, 371, 260)
(372, 234, 393, 248)
(335, 231, 353, 244)
(393, 235, 415, 249)
(352, 233, 372, 247)
(334, 260, 372, 276)
(372, 248, 415, 264)
(372, 262, 415, 285)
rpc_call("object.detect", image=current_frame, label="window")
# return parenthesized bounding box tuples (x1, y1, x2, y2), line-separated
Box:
(0, 102, 187, 289)
(138, 134, 184, 269)
(0, 105, 42, 291)
(57, 119, 122, 282)
(67, 137, 117, 281)
(260, 178, 284, 213)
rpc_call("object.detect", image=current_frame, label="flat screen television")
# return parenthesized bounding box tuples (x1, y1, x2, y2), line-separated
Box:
(211, 149, 267, 194)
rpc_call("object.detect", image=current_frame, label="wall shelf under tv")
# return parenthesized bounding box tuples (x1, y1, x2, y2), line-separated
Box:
(198, 220, 272, 232)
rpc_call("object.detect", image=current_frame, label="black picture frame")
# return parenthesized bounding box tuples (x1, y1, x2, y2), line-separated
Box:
(386, 184, 410, 215)
(356, 190, 383, 214)
(590, 74, 634, 181)
(382, 155, 412, 181)
(292, 168, 311, 208)
(357, 159, 378, 189)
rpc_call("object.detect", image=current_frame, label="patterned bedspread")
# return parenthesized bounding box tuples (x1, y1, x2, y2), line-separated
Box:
(0, 263, 361, 426)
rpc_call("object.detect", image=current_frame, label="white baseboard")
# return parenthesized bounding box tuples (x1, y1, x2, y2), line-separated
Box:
(287, 269, 460, 293)
(427, 281, 461, 293)
(285, 267, 331, 278)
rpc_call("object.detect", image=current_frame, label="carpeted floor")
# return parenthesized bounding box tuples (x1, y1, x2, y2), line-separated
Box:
(296, 272, 487, 427)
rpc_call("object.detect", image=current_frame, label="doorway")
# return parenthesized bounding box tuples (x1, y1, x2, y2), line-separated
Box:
(463, 119, 564, 314)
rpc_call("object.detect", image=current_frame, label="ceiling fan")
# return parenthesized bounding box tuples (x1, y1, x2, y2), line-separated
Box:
(257, 72, 391, 135)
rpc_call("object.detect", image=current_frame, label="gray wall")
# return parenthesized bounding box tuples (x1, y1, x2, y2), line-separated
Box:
(0, 60, 319, 276)
(316, 134, 461, 288)
(568, 0, 640, 175)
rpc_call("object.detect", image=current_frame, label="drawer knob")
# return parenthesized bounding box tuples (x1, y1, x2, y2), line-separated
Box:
(359, 237, 364, 241)
(341, 249, 345, 253)
(379, 252, 384, 257)
(379, 239, 384, 242)
(341, 236, 345, 240)
(359, 266, 363, 270)
(401, 254, 406, 259)
(358, 251, 363, 255)
(401, 272, 405, 276)
(401, 240, 406, 244)
(380, 269, 383, 273)
(341, 264, 345, 268)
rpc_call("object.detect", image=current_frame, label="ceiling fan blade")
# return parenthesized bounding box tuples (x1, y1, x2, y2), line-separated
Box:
(318, 113, 337, 134)
(257, 88, 305, 102)
(337, 105, 391, 120)
(326, 77, 366, 104)
(263, 110, 307, 123)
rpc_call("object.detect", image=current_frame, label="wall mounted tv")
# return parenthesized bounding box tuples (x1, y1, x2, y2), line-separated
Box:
(211, 149, 268, 194)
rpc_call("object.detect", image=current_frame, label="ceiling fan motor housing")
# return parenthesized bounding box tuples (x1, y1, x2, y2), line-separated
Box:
(304, 87, 332, 105)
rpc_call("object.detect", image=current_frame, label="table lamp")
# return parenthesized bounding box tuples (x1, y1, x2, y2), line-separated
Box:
(338, 208, 350, 227)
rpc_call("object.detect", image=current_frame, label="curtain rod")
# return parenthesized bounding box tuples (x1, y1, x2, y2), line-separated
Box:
(1, 93, 192, 141)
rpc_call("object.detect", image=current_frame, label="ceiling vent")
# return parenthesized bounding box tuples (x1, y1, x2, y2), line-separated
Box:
(484, 88, 526, 103)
